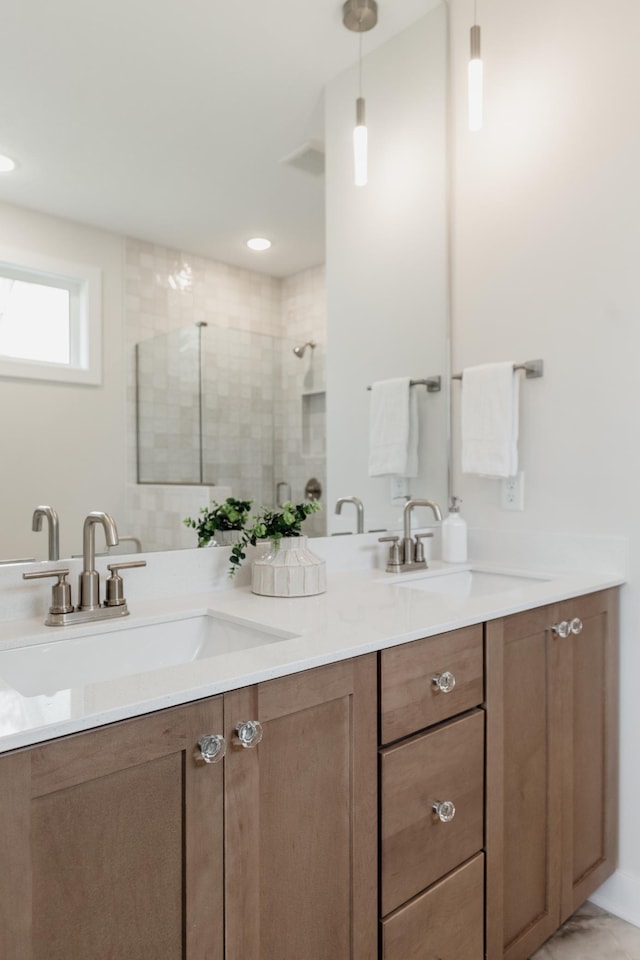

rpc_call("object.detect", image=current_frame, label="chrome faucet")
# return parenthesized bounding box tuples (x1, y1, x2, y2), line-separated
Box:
(32, 505, 60, 561)
(335, 496, 364, 534)
(79, 511, 119, 610)
(402, 499, 442, 566)
(23, 510, 147, 626)
(109, 535, 143, 554)
(378, 498, 442, 573)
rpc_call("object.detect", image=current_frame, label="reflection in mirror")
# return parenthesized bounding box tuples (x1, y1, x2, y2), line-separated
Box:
(125, 246, 327, 552)
(326, 2, 449, 532)
(134, 315, 327, 550)
(136, 325, 202, 485)
(0, 0, 448, 562)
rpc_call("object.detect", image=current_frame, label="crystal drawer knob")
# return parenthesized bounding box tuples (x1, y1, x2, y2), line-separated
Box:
(570, 617, 583, 635)
(551, 620, 570, 639)
(235, 720, 263, 748)
(432, 671, 456, 694)
(432, 800, 456, 823)
(196, 734, 226, 764)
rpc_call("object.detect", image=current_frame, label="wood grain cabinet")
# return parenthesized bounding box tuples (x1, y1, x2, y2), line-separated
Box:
(381, 854, 485, 960)
(0, 696, 226, 960)
(485, 589, 619, 960)
(0, 655, 377, 960)
(0, 587, 619, 960)
(379, 624, 484, 745)
(223, 656, 377, 960)
(380, 709, 485, 915)
(379, 625, 486, 960)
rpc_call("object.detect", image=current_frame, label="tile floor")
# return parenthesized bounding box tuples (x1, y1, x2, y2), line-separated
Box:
(531, 903, 640, 960)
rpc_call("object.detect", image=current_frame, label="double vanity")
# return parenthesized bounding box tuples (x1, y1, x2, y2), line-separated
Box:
(0, 548, 622, 960)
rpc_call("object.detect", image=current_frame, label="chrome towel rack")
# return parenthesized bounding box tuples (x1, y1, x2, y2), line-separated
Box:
(451, 359, 544, 381)
(366, 376, 442, 393)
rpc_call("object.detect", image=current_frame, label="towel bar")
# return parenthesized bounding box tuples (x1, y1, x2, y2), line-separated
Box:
(451, 359, 544, 381)
(366, 376, 442, 393)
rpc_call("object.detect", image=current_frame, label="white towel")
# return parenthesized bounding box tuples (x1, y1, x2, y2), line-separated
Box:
(368, 378, 419, 478)
(461, 362, 519, 478)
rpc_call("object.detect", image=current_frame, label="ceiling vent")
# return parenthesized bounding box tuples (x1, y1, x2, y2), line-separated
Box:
(280, 139, 325, 177)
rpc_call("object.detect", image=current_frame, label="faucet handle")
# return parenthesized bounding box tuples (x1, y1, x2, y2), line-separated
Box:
(414, 531, 434, 564)
(105, 560, 147, 607)
(378, 535, 402, 570)
(23, 568, 74, 615)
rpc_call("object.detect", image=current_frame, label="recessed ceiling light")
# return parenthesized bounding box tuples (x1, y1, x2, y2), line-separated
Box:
(0, 155, 16, 173)
(246, 237, 272, 252)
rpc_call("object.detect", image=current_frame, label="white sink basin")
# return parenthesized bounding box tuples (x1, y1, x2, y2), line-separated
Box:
(0, 612, 298, 697)
(395, 569, 551, 600)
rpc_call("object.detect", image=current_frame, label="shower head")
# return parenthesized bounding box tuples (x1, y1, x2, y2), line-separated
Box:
(293, 341, 316, 358)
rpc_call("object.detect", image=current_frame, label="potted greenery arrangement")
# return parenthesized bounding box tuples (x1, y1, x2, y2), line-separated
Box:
(184, 497, 253, 548)
(229, 500, 325, 597)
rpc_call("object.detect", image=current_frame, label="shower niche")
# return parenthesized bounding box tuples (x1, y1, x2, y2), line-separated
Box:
(135, 324, 326, 530)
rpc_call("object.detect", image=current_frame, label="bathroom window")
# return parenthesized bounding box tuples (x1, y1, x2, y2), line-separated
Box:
(0, 250, 101, 385)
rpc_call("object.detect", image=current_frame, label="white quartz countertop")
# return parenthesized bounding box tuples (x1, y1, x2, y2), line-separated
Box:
(0, 562, 624, 754)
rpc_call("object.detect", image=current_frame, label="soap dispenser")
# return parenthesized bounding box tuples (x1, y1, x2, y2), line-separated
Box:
(441, 497, 467, 563)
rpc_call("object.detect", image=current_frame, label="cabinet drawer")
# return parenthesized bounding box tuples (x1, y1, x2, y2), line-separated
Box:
(380, 709, 484, 916)
(380, 624, 483, 744)
(382, 853, 484, 960)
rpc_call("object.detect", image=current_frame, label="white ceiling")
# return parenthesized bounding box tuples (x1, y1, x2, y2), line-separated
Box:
(0, 0, 438, 277)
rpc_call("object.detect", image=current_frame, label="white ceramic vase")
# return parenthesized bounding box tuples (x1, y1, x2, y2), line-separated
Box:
(251, 535, 326, 598)
(210, 529, 243, 547)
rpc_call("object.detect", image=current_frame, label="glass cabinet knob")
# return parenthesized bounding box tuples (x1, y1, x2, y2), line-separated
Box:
(195, 734, 226, 765)
(551, 620, 570, 639)
(570, 617, 583, 635)
(235, 720, 264, 749)
(432, 671, 456, 694)
(432, 800, 456, 823)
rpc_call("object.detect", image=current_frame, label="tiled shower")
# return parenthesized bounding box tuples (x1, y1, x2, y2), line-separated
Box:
(126, 239, 326, 550)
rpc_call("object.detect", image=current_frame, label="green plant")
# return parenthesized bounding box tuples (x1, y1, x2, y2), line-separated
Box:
(183, 497, 253, 547)
(229, 500, 321, 576)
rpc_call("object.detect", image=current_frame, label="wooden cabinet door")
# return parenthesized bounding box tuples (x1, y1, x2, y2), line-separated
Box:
(486, 589, 619, 960)
(0, 697, 224, 960)
(224, 655, 378, 960)
(485, 604, 563, 960)
(559, 588, 618, 921)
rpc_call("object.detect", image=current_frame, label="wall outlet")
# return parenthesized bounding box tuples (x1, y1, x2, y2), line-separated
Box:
(501, 472, 525, 511)
(391, 476, 409, 503)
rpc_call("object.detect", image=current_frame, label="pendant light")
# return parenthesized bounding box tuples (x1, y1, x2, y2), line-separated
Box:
(468, 1, 483, 131)
(342, 0, 378, 186)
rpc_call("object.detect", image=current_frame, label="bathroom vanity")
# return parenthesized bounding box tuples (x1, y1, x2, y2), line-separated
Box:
(0, 560, 620, 960)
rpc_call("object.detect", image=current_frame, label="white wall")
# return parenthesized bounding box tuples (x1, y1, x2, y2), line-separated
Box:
(325, 6, 450, 534)
(449, 0, 640, 925)
(0, 202, 126, 560)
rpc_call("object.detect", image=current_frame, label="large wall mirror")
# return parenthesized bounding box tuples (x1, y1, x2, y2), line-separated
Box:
(0, 0, 449, 562)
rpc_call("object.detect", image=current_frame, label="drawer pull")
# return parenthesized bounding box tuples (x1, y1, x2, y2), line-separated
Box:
(551, 620, 570, 638)
(570, 617, 583, 635)
(195, 734, 226, 765)
(432, 671, 456, 694)
(432, 800, 456, 823)
(235, 720, 264, 748)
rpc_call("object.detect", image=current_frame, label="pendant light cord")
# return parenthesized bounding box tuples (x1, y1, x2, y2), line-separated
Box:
(358, 32, 363, 99)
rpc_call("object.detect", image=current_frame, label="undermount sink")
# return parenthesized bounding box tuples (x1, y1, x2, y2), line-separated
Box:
(0, 612, 298, 697)
(395, 569, 551, 600)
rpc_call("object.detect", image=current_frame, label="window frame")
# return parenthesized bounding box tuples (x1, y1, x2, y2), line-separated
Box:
(0, 248, 102, 385)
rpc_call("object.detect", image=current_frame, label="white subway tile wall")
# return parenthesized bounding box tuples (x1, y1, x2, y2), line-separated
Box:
(125, 239, 326, 547)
